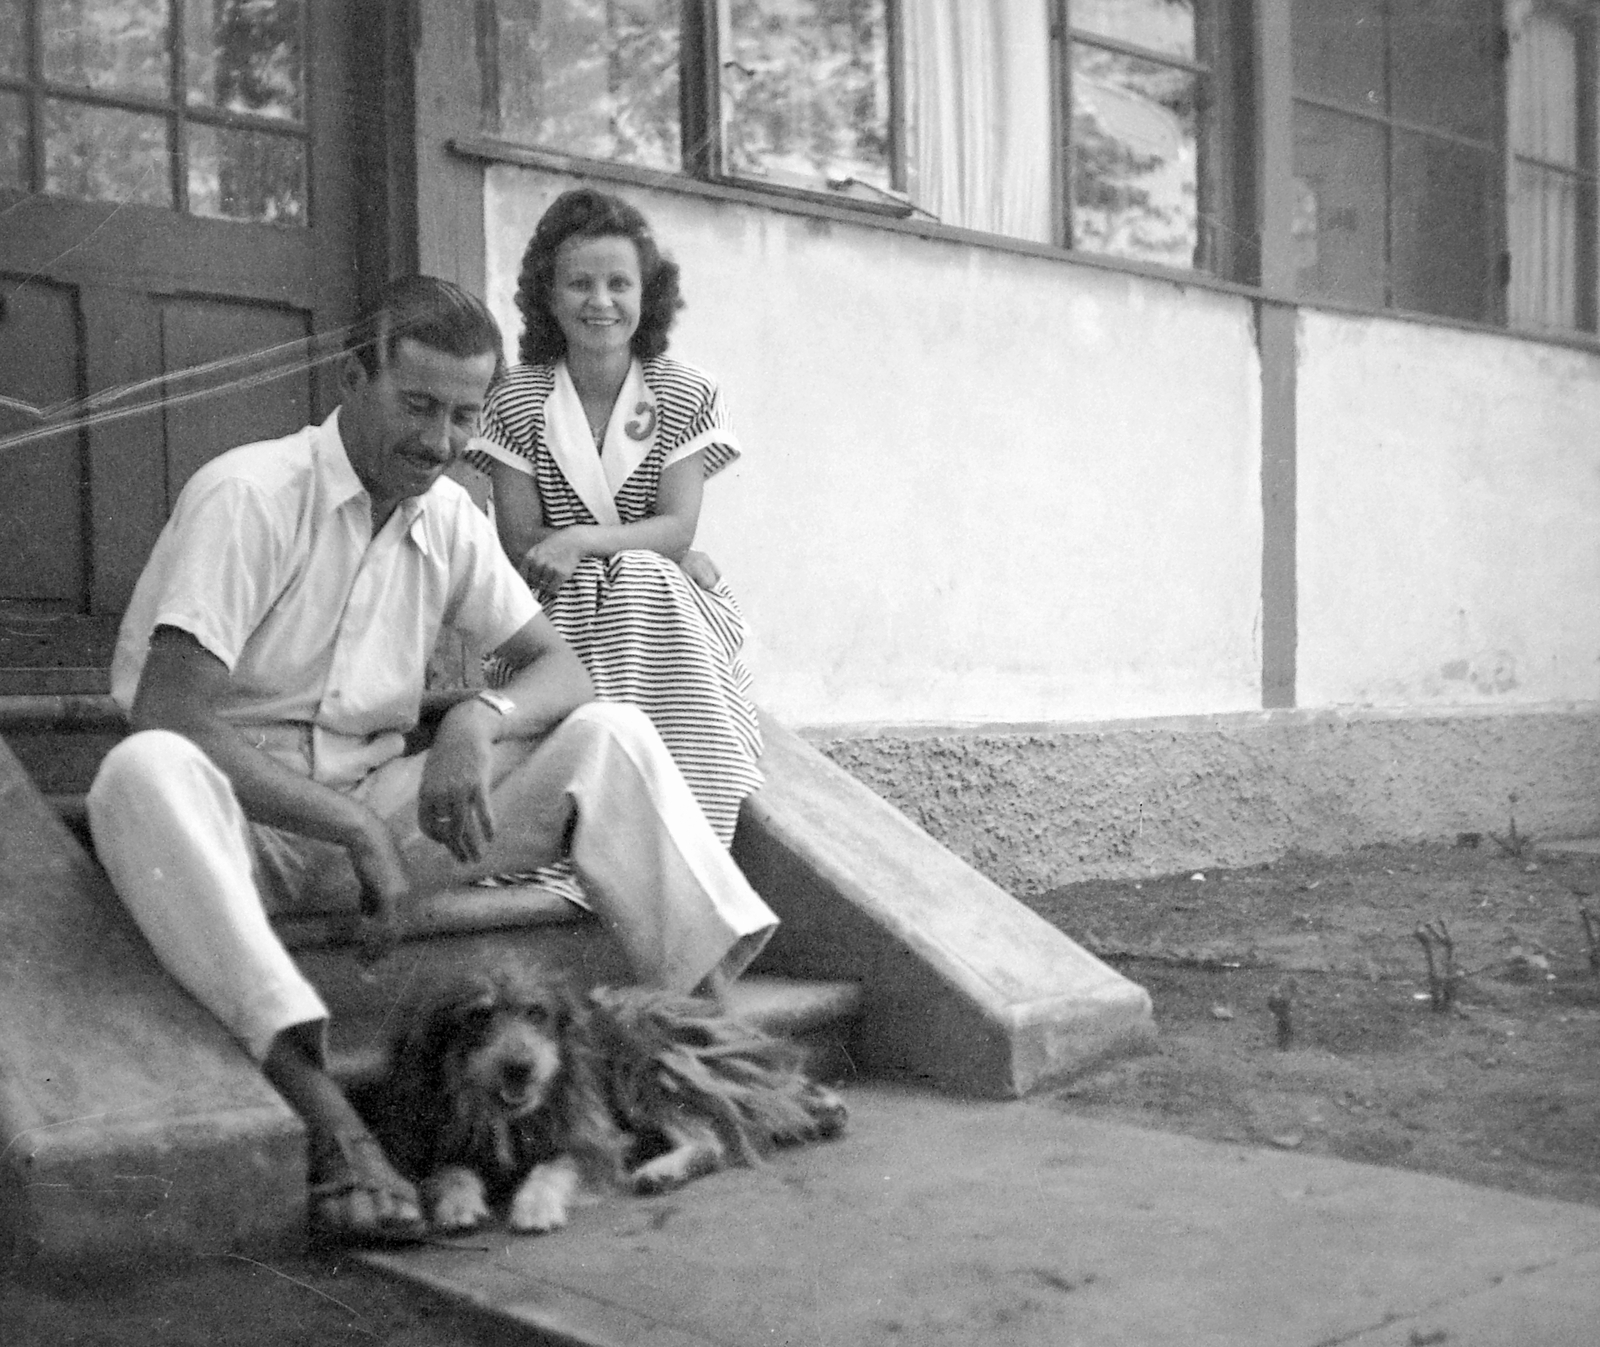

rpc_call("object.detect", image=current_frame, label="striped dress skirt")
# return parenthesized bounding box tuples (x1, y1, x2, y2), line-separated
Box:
(489, 549, 764, 902)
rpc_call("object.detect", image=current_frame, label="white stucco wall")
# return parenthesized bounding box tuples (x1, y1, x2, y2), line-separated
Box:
(484, 168, 1264, 727)
(1297, 311, 1600, 708)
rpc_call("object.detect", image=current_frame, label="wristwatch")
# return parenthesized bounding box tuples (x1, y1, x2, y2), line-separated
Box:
(474, 690, 516, 716)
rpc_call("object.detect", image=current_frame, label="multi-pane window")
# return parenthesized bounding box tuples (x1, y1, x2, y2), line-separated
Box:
(1064, 0, 1241, 273)
(483, 0, 1250, 278)
(0, 0, 308, 225)
(1507, 0, 1598, 332)
(1290, 0, 1502, 323)
(477, 0, 1600, 334)
(490, 0, 895, 198)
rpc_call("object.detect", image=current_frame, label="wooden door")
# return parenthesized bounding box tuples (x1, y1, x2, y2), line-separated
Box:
(0, 0, 368, 633)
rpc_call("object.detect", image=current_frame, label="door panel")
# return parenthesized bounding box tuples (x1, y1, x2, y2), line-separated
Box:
(159, 297, 313, 506)
(0, 0, 361, 617)
(0, 277, 85, 602)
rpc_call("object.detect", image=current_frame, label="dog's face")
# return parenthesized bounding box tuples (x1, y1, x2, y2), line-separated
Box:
(423, 971, 572, 1122)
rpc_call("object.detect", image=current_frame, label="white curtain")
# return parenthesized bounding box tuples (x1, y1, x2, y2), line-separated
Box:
(903, 0, 1054, 243)
(1507, 0, 1581, 330)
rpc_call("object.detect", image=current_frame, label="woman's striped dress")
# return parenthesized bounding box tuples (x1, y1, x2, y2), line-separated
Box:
(469, 357, 763, 875)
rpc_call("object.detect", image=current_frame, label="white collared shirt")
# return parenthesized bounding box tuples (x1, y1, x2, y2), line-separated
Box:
(111, 408, 539, 787)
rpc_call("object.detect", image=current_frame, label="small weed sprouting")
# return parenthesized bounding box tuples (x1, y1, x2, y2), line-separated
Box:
(1414, 920, 1462, 1013)
(1490, 791, 1535, 859)
(1579, 904, 1600, 979)
(1266, 978, 1297, 1049)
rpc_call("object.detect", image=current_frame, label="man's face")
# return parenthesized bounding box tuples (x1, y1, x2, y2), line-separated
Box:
(340, 336, 498, 514)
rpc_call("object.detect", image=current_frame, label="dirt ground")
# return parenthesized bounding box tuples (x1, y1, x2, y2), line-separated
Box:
(1025, 839, 1600, 1209)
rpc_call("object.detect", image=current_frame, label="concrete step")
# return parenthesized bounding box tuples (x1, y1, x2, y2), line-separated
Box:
(3, 693, 1155, 1269)
(327, 974, 865, 1095)
(34, 799, 865, 1084)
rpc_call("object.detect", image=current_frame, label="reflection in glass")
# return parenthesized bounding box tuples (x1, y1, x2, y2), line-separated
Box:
(0, 92, 26, 187)
(495, 0, 680, 171)
(1291, 0, 1383, 110)
(188, 122, 305, 223)
(1292, 103, 1385, 308)
(0, 0, 26, 78)
(43, 99, 171, 206)
(42, 0, 171, 97)
(1070, 0, 1196, 61)
(1071, 46, 1198, 268)
(1390, 0, 1496, 141)
(724, 0, 891, 191)
(1391, 129, 1495, 322)
(1510, 160, 1581, 330)
(186, 0, 303, 122)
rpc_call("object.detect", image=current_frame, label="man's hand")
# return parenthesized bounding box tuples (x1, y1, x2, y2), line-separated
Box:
(418, 706, 497, 864)
(346, 820, 412, 959)
(520, 530, 590, 602)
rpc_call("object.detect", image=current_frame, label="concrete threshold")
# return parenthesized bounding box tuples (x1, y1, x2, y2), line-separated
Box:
(363, 1082, 1600, 1347)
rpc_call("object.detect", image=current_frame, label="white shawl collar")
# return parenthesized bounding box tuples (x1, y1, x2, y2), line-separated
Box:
(545, 360, 659, 527)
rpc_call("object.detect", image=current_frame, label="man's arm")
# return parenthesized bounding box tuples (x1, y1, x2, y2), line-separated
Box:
(416, 611, 593, 864)
(130, 625, 412, 925)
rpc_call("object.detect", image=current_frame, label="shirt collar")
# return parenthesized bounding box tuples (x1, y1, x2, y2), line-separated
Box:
(316, 406, 436, 555)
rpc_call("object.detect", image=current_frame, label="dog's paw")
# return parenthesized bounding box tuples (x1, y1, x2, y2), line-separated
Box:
(804, 1085, 849, 1139)
(630, 1139, 723, 1194)
(509, 1159, 580, 1233)
(425, 1166, 491, 1233)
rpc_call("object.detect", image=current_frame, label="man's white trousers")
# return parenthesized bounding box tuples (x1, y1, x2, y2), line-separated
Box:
(87, 704, 777, 1063)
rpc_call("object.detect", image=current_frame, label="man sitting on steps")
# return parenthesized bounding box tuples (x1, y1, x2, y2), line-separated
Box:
(86, 276, 777, 1245)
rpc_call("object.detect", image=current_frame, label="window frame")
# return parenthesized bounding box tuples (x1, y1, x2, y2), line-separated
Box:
(1507, 0, 1600, 333)
(1056, 0, 1254, 279)
(1288, 0, 1509, 325)
(0, 0, 313, 222)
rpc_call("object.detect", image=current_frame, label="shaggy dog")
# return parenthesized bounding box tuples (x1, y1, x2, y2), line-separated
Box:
(360, 963, 847, 1234)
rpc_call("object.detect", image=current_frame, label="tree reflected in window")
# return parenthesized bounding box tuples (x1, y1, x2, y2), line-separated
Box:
(2, 0, 307, 224)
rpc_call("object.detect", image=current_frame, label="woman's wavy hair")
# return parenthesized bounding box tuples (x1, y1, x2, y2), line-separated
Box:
(516, 188, 684, 366)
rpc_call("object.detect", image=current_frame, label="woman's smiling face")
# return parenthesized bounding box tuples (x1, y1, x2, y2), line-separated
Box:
(549, 234, 642, 361)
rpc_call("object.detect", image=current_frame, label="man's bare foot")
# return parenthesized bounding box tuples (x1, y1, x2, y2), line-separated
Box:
(264, 1023, 425, 1245)
(306, 1129, 426, 1245)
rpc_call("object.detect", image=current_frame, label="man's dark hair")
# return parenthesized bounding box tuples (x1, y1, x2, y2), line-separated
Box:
(515, 188, 684, 366)
(345, 276, 505, 377)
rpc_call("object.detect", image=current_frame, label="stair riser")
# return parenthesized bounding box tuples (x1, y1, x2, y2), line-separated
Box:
(7, 730, 122, 795)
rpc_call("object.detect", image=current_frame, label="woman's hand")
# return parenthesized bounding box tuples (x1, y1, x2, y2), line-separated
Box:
(520, 530, 589, 602)
(679, 549, 722, 591)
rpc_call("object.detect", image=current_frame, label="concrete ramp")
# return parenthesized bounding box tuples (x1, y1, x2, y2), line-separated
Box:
(735, 716, 1155, 1098)
(0, 739, 303, 1269)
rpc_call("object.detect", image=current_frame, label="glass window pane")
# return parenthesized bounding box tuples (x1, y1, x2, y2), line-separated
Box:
(1070, 45, 1200, 269)
(1390, 129, 1496, 322)
(0, 91, 26, 187)
(185, 0, 303, 122)
(1389, 0, 1496, 141)
(1509, 4, 1580, 165)
(0, 0, 26, 78)
(42, 0, 171, 98)
(43, 98, 172, 206)
(1291, 0, 1384, 109)
(725, 0, 891, 191)
(495, 0, 680, 171)
(1071, 0, 1197, 63)
(1509, 159, 1583, 330)
(1292, 102, 1386, 308)
(187, 122, 304, 223)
